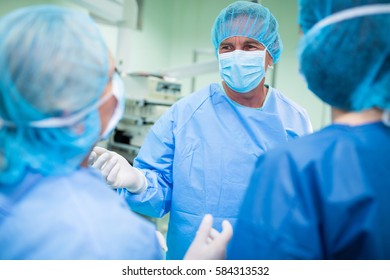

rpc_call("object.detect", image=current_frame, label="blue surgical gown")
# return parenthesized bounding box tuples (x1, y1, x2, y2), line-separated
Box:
(119, 83, 312, 259)
(228, 122, 390, 259)
(0, 168, 162, 259)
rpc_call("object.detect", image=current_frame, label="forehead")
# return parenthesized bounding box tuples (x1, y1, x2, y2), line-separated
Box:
(221, 36, 261, 45)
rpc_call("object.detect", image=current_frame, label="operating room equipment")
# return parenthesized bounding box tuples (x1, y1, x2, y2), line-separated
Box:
(106, 74, 182, 163)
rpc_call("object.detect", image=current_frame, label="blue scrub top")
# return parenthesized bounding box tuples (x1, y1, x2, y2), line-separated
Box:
(0, 168, 162, 260)
(119, 83, 312, 259)
(228, 122, 390, 259)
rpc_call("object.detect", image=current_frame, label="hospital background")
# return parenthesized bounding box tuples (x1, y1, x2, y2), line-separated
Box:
(0, 0, 331, 234)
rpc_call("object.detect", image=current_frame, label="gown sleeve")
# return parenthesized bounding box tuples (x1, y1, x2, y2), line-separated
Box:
(118, 107, 176, 218)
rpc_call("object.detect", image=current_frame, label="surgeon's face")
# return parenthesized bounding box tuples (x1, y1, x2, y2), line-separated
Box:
(98, 54, 117, 135)
(218, 36, 273, 68)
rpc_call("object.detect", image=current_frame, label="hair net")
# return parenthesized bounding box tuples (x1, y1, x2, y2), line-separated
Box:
(0, 5, 109, 184)
(298, 0, 390, 112)
(211, 1, 283, 63)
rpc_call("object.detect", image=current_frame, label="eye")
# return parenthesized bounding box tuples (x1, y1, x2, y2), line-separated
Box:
(244, 44, 260, 51)
(219, 44, 233, 53)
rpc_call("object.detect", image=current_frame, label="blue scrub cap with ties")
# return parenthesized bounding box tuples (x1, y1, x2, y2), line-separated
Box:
(298, 0, 390, 115)
(0, 5, 109, 184)
(211, 1, 283, 63)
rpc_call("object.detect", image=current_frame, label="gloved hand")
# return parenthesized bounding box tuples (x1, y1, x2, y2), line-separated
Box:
(89, 146, 147, 193)
(184, 214, 233, 260)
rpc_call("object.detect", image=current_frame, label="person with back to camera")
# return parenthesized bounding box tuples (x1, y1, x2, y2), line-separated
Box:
(91, 1, 313, 259)
(0, 5, 231, 260)
(228, 0, 390, 260)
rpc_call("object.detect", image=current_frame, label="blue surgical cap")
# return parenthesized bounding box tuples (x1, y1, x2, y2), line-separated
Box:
(211, 1, 283, 63)
(0, 5, 109, 184)
(298, 0, 390, 111)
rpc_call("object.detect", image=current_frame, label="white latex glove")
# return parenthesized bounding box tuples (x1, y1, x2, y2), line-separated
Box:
(184, 214, 233, 260)
(90, 146, 147, 193)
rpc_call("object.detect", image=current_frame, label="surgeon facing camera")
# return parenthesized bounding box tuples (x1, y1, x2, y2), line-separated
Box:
(91, 0, 312, 260)
(0, 5, 231, 260)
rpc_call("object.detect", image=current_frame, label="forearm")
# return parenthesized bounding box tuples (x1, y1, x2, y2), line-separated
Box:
(118, 171, 172, 218)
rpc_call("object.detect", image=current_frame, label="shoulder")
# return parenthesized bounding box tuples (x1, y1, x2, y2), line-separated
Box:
(269, 88, 310, 118)
(3, 169, 161, 259)
(171, 83, 218, 112)
(266, 87, 313, 135)
(259, 125, 344, 172)
(244, 127, 343, 218)
(153, 83, 220, 132)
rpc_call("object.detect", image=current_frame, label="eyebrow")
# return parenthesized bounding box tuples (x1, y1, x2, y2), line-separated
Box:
(219, 42, 233, 47)
(243, 39, 262, 46)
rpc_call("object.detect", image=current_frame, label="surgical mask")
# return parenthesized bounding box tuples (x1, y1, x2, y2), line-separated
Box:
(218, 49, 266, 93)
(0, 72, 125, 138)
(100, 72, 125, 139)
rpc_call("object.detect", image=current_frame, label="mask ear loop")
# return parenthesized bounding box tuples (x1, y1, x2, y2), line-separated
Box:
(382, 110, 390, 127)
(28, 92, 113, 128)
(263, 44, 273, 70)
(0, 116, 16, 128)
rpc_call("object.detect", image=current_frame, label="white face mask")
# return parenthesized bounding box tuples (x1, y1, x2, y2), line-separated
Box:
(218, 49, 267, 93)
(100, 72, 125, 139)
(0, 72, 125, 137)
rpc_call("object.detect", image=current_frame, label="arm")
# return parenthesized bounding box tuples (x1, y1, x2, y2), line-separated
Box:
(91, 108, 176, 218)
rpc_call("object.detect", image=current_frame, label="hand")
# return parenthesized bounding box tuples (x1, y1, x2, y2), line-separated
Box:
(184, 214, 233, 260)
(90, 146, 147, 193)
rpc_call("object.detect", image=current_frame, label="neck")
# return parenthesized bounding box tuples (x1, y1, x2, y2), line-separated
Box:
(332, 107, 383, 125)
(81, 157, 89, 167)
(223, 80, 268, 108)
